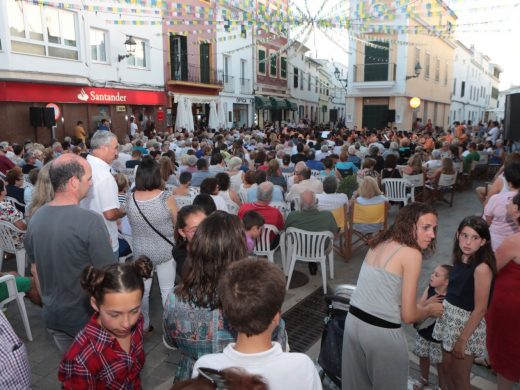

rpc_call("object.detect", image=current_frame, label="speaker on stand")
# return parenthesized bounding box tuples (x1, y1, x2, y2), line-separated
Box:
(504, 93, 520, 142)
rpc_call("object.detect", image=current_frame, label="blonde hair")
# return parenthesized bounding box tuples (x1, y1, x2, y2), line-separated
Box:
(113, 173, 128, 193)
(441, 158, 455, 175)
(358, 176, 381, 199)
(26, 162, 54, 217)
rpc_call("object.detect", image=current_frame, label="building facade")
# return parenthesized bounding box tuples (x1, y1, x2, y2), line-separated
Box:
(450, 41, 502, 125)
(346, 0, 456, 131)
(0, 0, 165, 143)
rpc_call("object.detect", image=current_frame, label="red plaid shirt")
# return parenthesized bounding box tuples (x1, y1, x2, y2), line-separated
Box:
(58, 313, 145, 389)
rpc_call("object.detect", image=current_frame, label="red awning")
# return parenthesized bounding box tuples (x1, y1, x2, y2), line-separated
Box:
(0, 81, 167, 106)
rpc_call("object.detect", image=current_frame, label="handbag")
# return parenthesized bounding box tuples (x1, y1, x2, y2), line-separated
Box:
(132, 193, 175, 253)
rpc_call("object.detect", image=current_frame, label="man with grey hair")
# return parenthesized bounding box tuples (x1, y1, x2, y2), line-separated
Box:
(81, 130, 125, 258)
(285, 190, 338, 274)
(423, 149, 442, 175)
(286, 166, 323, 202)
(238, 181, 284, 232)
(316, 177, 349, 211)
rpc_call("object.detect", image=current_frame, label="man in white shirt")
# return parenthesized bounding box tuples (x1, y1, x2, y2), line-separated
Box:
(316, 176, 348, 211)
(487, 121, 500, 145)
(129, 117, 138, 139)
(81, 131, 125, 258)
(193, 259, 322, 390)
(286, 166, 323, 202)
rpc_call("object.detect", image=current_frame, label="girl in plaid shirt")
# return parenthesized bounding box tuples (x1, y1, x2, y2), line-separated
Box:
(59, 256, 152, 389)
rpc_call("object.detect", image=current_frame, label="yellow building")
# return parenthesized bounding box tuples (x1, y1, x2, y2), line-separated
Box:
(346, 0, 457, 131)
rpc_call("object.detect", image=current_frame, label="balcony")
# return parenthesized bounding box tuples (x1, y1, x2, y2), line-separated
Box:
(168, 65, 223, 89)
(351, 63, 397, 89)
(218, 72, 235, 93)
(239, 78, 252, 94)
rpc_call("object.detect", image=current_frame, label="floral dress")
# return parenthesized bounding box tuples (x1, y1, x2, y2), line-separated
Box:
(0, 201, 25, 248)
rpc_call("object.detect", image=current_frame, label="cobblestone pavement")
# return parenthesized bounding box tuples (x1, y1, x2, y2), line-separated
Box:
(4, 182, 514, 389)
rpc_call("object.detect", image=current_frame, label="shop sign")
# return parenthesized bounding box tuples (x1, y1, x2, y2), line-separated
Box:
(0, 81, 167, 106)
(236, 97, 254, 104)
(116, 105, 127, 112)
(157, 111, 165, 121)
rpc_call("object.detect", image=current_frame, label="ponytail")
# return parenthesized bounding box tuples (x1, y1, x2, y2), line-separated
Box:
(81, 256, 153, 304)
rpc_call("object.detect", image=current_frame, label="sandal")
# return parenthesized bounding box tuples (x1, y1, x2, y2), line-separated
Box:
(474, 356, 491, 368)
(412, 377, 428, 390)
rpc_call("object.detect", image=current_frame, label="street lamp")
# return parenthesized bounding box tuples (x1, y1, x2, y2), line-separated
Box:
(118, 36, 137, 62)
(334, 67, 348, 90)
(406, 61, 422, 80)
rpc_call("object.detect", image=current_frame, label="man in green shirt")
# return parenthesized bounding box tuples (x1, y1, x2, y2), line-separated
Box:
(463, 142, 480, 174)
(285, 191, 338, 274)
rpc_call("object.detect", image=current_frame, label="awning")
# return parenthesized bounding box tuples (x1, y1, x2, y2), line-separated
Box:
(254, 96, 272, 110)
(285, 99, 298, 111)
(269, 96, 289, 110)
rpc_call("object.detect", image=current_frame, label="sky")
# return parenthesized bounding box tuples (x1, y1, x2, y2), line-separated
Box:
(290, 0, 520, 89)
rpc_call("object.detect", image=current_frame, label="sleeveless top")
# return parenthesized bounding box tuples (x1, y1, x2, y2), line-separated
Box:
(350, 245, 403, 324)
(445, 261, 475, 311)
(126, 190, 175, 265)
(418, 286, 440, 342)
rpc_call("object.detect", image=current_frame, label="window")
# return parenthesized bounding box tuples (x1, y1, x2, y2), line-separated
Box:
(170, 34, 187, 80)
(491, 87, 499, 99)
(269, 52, 277, 77)
(90, 29, 107, 62)
(300, 71, 304, 90)
(258, 48, 266, 75)
(128, 37, 147, 68)
(223, 55, 230, 82)
(280, 57, 287, 79)
(315, 76, 318, 93)
(224, 19, 230, 32)
(453, 78, 457, 95)
(293, 67, 299, 89)
(461, 81, 465, 98)
(308, 73, 311, 91)
(240, 59, 246, 84)
(434, 58, 440, 82)
(424, 52, 430, 79)
(8, 1, 78, 60)
(240, 25, 247, 38)
(444, 62, 448, 85)
(415, 47, 420, 65)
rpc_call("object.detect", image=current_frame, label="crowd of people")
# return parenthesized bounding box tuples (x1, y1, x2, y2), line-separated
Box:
(0, 118, 518, 390)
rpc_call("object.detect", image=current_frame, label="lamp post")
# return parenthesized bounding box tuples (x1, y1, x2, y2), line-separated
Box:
(334, 67, 348, 90)
(406, 61, 422, 80)
(118, 36, 137, 62)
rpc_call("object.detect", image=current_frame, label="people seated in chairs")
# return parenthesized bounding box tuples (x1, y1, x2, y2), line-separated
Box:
(286, 167, 323, 202)
(200, 178, 229, 212)
(191, 158, 214, 187)
(426, 157, 455, 186)
(0, 179, 26, 249)
(316, 177, 348, 212)
(352, 177, 388, 234)
(285, 191, 338, 275)
(305, 151, 325, 171)
(238, 182, 284, 233)
(403, 154, 424, 176)
(381, 154, 402, 180)
(125, 149, 142, 169)
(463, 142, 480, 174)
(357, 158, 380, 185)
(347, 145, 362, 168)
(21, 152, 38, 174)
(476, 152, 520, 205)
(423, 150, 442, 177)
(248, 170, 284, 203)
(5, 167, 25, 213)
(320, 158, 337, 179)
(336, 150, 358, 178)
(172, 172, 192, 197)
(266, 159, 287, 192)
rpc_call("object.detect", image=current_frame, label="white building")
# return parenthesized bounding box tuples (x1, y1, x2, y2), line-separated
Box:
(317, 60, 348, 126)
(0, 0, 165, 142)
(287, 43, 320, 124)
(215, 2, 254, 128)
(450, 41, 501, 125)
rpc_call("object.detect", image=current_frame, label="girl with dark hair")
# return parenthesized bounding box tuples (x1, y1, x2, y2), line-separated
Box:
(59, 257, 153, 389)
(126, 155, 178, 334)
(215, 172, 241, 206)
(432, 216, 496, 390)
(342, 202, 443, 390)
(163, 212, 287, 381)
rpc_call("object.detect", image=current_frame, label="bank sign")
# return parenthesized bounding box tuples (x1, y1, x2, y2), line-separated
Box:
(0, 81, 166, 106)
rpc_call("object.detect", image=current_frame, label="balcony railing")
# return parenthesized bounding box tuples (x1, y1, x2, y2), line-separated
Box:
(239, 78, 251, 94)
(218, 72, 235, 93)
(170, 64, 222, 86)
(353, 63, 397, 83)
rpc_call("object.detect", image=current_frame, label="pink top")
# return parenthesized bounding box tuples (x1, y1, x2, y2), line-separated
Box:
(484, 190, 519, 251)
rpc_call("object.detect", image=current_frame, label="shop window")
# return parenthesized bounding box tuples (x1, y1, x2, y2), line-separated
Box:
(8, 0, 78, 60)
(90, 28, 107, 63)
(128, 37, 147, 69)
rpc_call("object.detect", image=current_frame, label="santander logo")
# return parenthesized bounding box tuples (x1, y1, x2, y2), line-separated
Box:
(77, 88, 89, 101)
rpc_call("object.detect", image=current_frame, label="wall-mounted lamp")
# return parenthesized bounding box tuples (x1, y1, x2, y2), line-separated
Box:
(61, 117, 65, 123)
(118, 36, 137, 62)
(334, 67, 348, 90)
(406, 61, 422, 80)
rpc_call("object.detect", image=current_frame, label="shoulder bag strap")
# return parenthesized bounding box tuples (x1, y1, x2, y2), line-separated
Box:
(132, 192, 175, 247)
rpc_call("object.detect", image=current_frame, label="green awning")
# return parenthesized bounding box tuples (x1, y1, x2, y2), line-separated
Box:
(254, 96, 272, 110)
(285, 99, 298, 111)
(269, 96, 289, 110)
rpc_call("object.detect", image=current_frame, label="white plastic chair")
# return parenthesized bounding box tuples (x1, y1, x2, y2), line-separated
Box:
(270, 201, 290, 220)
(0, 274, 32, 341)
(174, 196, 194, 208)
(282, 172, 293, 183)
(225, 201, 239, 215)
(311, 170, 321, 178)
(425, 173, 457, 207)
(253, 224, 281, 265)
(381, 178, 414, 206)
(0, 220, 27, 276)
(285, 228, 334, 293)
(403, 173, 425, 201)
